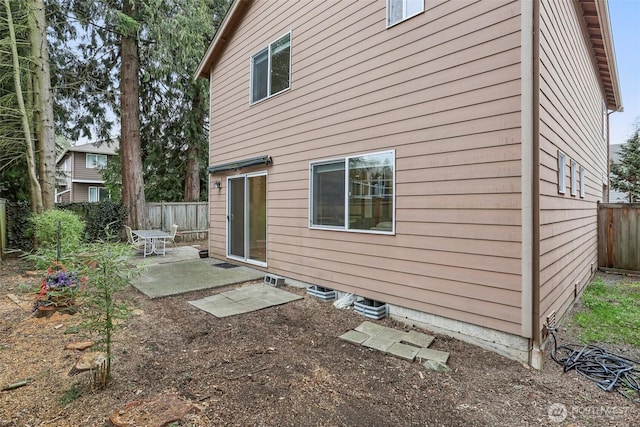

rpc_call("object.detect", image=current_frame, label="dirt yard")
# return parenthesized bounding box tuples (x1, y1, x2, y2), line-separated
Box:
(0, 251, 638, 426)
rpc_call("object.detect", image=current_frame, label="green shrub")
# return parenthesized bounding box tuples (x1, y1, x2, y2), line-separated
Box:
(30, 209, 85, 249)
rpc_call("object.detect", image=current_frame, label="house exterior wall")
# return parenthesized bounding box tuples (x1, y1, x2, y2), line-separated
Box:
(208, 0, 525, 336)
(537, 0, 608, 333)
(72, 183, 90, 202)
(72, 152, 104, 181)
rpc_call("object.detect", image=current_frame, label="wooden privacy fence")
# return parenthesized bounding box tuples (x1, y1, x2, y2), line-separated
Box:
(146, 202, 208, 241)
(598, 203, 640, 273)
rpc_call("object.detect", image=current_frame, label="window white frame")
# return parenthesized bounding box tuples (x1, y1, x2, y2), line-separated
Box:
(88, 186, 108, 202)
(309, 150, 395, 234)
(557, 151, 566, 194)
(570, 159, 578, 196)
(579, 166, 586, 198)
(86, 153, 107, 169)
(250, 31, 291, 104)
(387, 0, 424, 27)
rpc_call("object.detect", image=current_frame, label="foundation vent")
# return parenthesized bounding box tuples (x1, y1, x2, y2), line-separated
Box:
(264, 274, 284, 288)
(306, 285, 336, 301)
(546, 310, 557, 329)
(354, 299, 388, 320)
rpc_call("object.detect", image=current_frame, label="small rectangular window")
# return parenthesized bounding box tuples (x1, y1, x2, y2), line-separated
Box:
(387, 0, 424, 27)
(557, 151, 566, 194)
(311, 151, 395, 233)
(570, 159, 578, 196)
(251, 32, 291, 103)
(580, 166, 586, 198)
(602, 100, 607, 141)
(86, 154, 107, 169)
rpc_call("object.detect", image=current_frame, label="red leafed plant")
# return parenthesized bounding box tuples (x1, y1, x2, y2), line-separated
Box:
(33, 261, 86, 311)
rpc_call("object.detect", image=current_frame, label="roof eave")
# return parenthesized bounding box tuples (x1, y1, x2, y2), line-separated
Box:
(595, 0, 622, 111)
(195, 0, 252, 80)
(579, 0, 623, 111)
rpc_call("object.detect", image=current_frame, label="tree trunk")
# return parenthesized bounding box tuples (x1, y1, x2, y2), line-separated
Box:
(28, 0, 56, 209)
(184, 89, 205, 202)
(4, 0, 43, 212)
(120, 0, 146, 229)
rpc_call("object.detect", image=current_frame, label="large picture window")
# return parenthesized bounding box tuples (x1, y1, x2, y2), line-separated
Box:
(251, 32, 291, 103)
(88, 186, 109, 202)
(387, 0, 424, 27)
(311, 151, 394, 233)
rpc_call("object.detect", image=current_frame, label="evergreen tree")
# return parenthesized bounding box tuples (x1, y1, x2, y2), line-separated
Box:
(611, 123, 640, 203)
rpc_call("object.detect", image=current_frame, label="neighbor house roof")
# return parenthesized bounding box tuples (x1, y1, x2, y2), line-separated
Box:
(195, 0, 622, 111)
(55, 139, 119, 165)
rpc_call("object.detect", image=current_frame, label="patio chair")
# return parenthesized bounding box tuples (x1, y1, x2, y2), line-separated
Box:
(167, 224, 178, 248)
(124, 225, 147, 253)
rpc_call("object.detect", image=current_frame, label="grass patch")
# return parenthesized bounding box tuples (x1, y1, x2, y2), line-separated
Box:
(60, 383, 84, 407)
(573, 278, 640, 346)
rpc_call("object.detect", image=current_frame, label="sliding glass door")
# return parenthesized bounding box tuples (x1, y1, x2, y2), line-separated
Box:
(227, 172, 267, 266)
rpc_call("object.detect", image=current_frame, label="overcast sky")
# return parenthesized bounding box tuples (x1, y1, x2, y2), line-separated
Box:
(608, 0, 640, 145)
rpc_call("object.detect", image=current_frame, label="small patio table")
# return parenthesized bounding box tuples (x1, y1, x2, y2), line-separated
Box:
(132, 230, 171, 257)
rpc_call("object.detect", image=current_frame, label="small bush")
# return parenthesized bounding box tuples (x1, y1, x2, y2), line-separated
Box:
(30, 209, 85, 249)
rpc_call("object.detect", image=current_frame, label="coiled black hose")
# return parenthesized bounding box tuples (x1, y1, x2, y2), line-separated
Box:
(548, 328, 640, 403)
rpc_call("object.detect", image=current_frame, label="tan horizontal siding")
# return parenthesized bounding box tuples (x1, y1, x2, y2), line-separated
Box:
(537, 0, 606, 330)
(208, 0, 523, 335)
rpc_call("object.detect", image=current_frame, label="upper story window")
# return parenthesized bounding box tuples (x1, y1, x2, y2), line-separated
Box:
(310, 150, 395, 234)
(251, 32, 291, 104)
(86, 153, 107, 169)
(387, 0, 424, 27)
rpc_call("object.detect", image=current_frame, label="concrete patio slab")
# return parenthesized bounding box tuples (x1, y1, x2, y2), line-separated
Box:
(188, 283, 302, 318)
(131, 258, 264, 299)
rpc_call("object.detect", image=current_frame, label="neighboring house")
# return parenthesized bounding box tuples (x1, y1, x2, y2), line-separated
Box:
(196, 0, 622, 368)
(609, 143, 628, 202)
(55, 140, 118, 203)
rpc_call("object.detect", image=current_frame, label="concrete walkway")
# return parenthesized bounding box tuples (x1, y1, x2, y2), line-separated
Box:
(130, 246, 264, 299)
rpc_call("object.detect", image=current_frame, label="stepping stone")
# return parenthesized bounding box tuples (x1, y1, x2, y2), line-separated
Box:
(416, 348, 450, 364)
(387, 342, 420, 361)
(401, 330, 435, 348)
(423, 359, 451, 372)
(354, 321, 387, 337)
(376, 327, 408, 342)
(339, 330, 369, 345)
(362, 335, 395, 352)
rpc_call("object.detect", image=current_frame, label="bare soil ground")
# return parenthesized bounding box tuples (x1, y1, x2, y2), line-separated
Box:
(0, 248, 638, 427)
